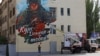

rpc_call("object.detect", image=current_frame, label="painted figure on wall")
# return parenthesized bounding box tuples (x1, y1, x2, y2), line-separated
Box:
(16, 0, 56, 44)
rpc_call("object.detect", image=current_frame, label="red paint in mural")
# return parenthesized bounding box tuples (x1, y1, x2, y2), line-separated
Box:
(30, 3, 39, 11)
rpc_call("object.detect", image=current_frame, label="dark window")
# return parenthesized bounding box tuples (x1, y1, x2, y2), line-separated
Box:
(91, 40, 97, 43)
(10, 27, 11, 34)
(13, 7, 15, 15)
(50, 7, 56, 17)
(53, 25, 56, 34)
(61, 8, 64, 16)
(10, 10, 12, 18)
(61, 25, 64, 31)
(0, 9, 2, 14)
(67, 8, 70, 16)
(9, 0, 12, 3)
(50, 25, 56, 34)
(2, 17, 4, 24)
(13, 25, 15, 34)
(5, 16, 7, 22)
(5, 2, 7, 9)
(5, 30, 6, 36)
(3, 30, 6, 36)
(68, 25, 71, 32)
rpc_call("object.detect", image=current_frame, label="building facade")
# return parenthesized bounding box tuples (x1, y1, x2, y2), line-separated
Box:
(0, 0, 16, 43)
(48, 0, 86, 33)
(16, 0, 86, 55)
(0, 0, 9, 40)
(0, 0, 86, 55)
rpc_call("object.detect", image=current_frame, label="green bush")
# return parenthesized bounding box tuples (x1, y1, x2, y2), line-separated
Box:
(0, 36, 7, 44)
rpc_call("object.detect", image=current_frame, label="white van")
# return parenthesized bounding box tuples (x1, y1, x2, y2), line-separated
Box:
(96, 38, 100, 48)
(87, 38, 98, 52)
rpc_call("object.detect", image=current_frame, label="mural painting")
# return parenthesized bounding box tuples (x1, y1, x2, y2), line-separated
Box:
(16, 0, 56, 44)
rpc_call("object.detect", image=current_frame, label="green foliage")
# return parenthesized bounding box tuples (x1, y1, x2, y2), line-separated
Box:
(86, 0, 99, 38)
(96, 22, 100, 32)
(0, 36, 7, 44)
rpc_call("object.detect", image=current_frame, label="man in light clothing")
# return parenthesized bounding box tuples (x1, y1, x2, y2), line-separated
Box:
(64, 38, 71, 47)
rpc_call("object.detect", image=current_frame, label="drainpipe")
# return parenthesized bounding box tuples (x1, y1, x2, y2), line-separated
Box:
(6, 0, 10, 56)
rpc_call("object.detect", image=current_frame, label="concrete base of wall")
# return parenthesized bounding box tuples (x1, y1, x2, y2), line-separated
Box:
(0, 45, 6, 55)
(16, 52, 61, 56)
(9, 44, 17, 56)
(8, 44, 61, 56)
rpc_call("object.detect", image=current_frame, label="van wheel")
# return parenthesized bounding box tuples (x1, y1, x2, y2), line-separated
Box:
(84, 47, 90, 52)
(91, 47, 96, 52)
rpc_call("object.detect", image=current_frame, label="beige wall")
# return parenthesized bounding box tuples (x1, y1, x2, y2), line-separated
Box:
(16, 31, 64, 52)
(16, 0, 86, 52)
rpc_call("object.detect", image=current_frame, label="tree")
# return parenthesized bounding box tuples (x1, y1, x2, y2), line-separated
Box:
(0, 36, 7, 44)
(96, 22, 100, 32)
(86, 0, 99, 38)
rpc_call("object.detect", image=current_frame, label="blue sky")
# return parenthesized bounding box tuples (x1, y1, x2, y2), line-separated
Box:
(41, 0, 49, 11)
(16, 0, 49, 15)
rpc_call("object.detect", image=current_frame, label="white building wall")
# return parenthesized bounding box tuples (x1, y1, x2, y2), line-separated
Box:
(47, 0, 86, 52)
(48, 0, 86, 33)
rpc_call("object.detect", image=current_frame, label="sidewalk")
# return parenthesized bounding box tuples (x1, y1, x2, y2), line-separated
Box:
(0, 54, 6, 56)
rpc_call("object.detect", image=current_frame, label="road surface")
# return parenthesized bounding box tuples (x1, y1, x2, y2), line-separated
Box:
(0, 55, 5, 56)
(43, 51, 100, 56)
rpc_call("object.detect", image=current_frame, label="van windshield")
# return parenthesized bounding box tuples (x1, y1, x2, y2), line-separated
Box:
(91, 40, 97, 43)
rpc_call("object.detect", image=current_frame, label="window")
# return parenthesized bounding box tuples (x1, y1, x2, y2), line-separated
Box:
(50, 25, 56, 34)
(53, 25, 56, 34)
(2, 17, 4, 24)
(61, 25, 64, 31)
(49, 7, 56, 18)
(61, 8, 64, 16)
(13, 7, 15, 15)
(10, 27, 12, 34)
(2, 17, 6, 23)
(68, 25, 71, 32)
(2, 2, 8, 10)
(5, 2, 7, 9)
(5, 16, 7, 22)
(13, 25, 15, 34)
(9, 0, 12, 3)
(0, 9, 2, 14)
(67, 8, 70, 16)
(10, 10, 12, 18)
(2, 30, 6, 36)
(5, 30, 7, 36)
